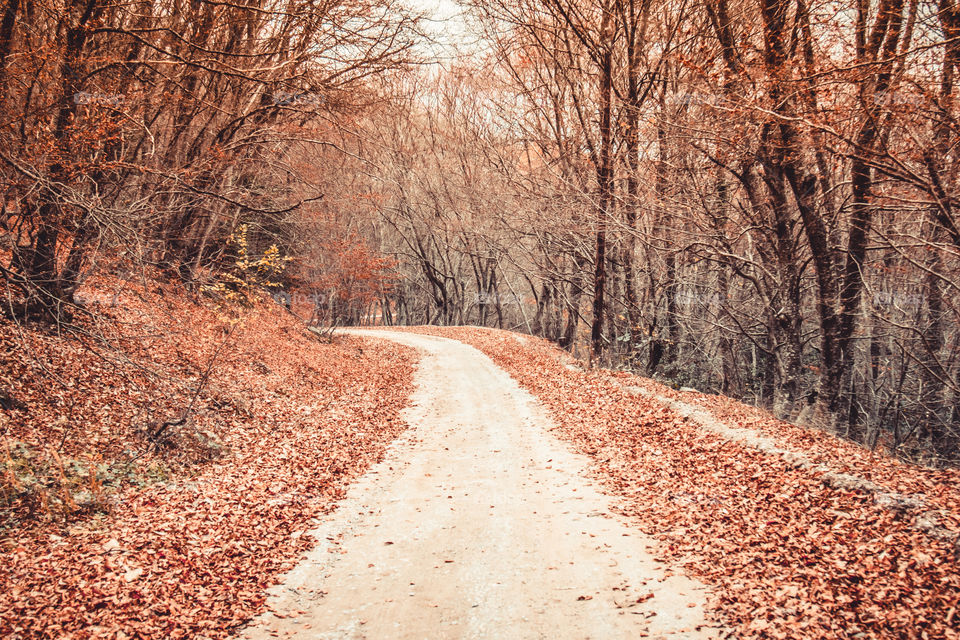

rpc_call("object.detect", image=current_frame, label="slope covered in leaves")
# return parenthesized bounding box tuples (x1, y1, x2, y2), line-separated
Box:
(0, 276, 416, 638)
(623, 375, 960, 520)
(409, 326, 960, 639)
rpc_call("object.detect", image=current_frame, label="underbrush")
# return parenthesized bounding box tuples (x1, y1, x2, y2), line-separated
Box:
(0, 271, 245, 531)
(1, 440, 181, 532)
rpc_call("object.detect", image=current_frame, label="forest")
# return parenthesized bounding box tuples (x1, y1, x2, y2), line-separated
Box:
(2, 0, 959, 462)
(4, 1, 960, 638)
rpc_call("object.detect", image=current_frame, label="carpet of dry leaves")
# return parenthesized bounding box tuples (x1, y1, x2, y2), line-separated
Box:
(1, 277, 416, 639)
(410, 326, 960, 640)
(5, 296, 960, 640)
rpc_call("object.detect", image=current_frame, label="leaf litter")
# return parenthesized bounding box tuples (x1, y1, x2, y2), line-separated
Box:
(0, 276, 416, 639)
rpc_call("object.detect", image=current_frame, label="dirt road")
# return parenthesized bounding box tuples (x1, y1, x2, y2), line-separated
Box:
(246, 330, 712, 639)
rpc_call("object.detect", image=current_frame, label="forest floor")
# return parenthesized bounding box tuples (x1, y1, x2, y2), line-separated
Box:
(3, 290, 960, 639)
(0, 278, 416, 639)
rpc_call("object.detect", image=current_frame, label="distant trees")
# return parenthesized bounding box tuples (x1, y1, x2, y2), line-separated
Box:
(346, 0, 960, 464)
(2, 0, 957, 463)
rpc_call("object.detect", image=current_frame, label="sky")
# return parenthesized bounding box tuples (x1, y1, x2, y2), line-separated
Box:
(405, 0, 478, 62)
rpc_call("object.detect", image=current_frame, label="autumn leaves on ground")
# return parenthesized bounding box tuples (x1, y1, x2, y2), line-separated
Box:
(3, 280, 959, 639)
(1, 275, 416, 638)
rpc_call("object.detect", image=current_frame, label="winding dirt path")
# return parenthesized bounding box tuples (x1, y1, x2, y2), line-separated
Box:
(245, 330, 713, 639)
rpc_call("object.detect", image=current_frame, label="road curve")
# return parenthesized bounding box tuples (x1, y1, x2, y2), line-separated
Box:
(245, 329, 713, 639)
